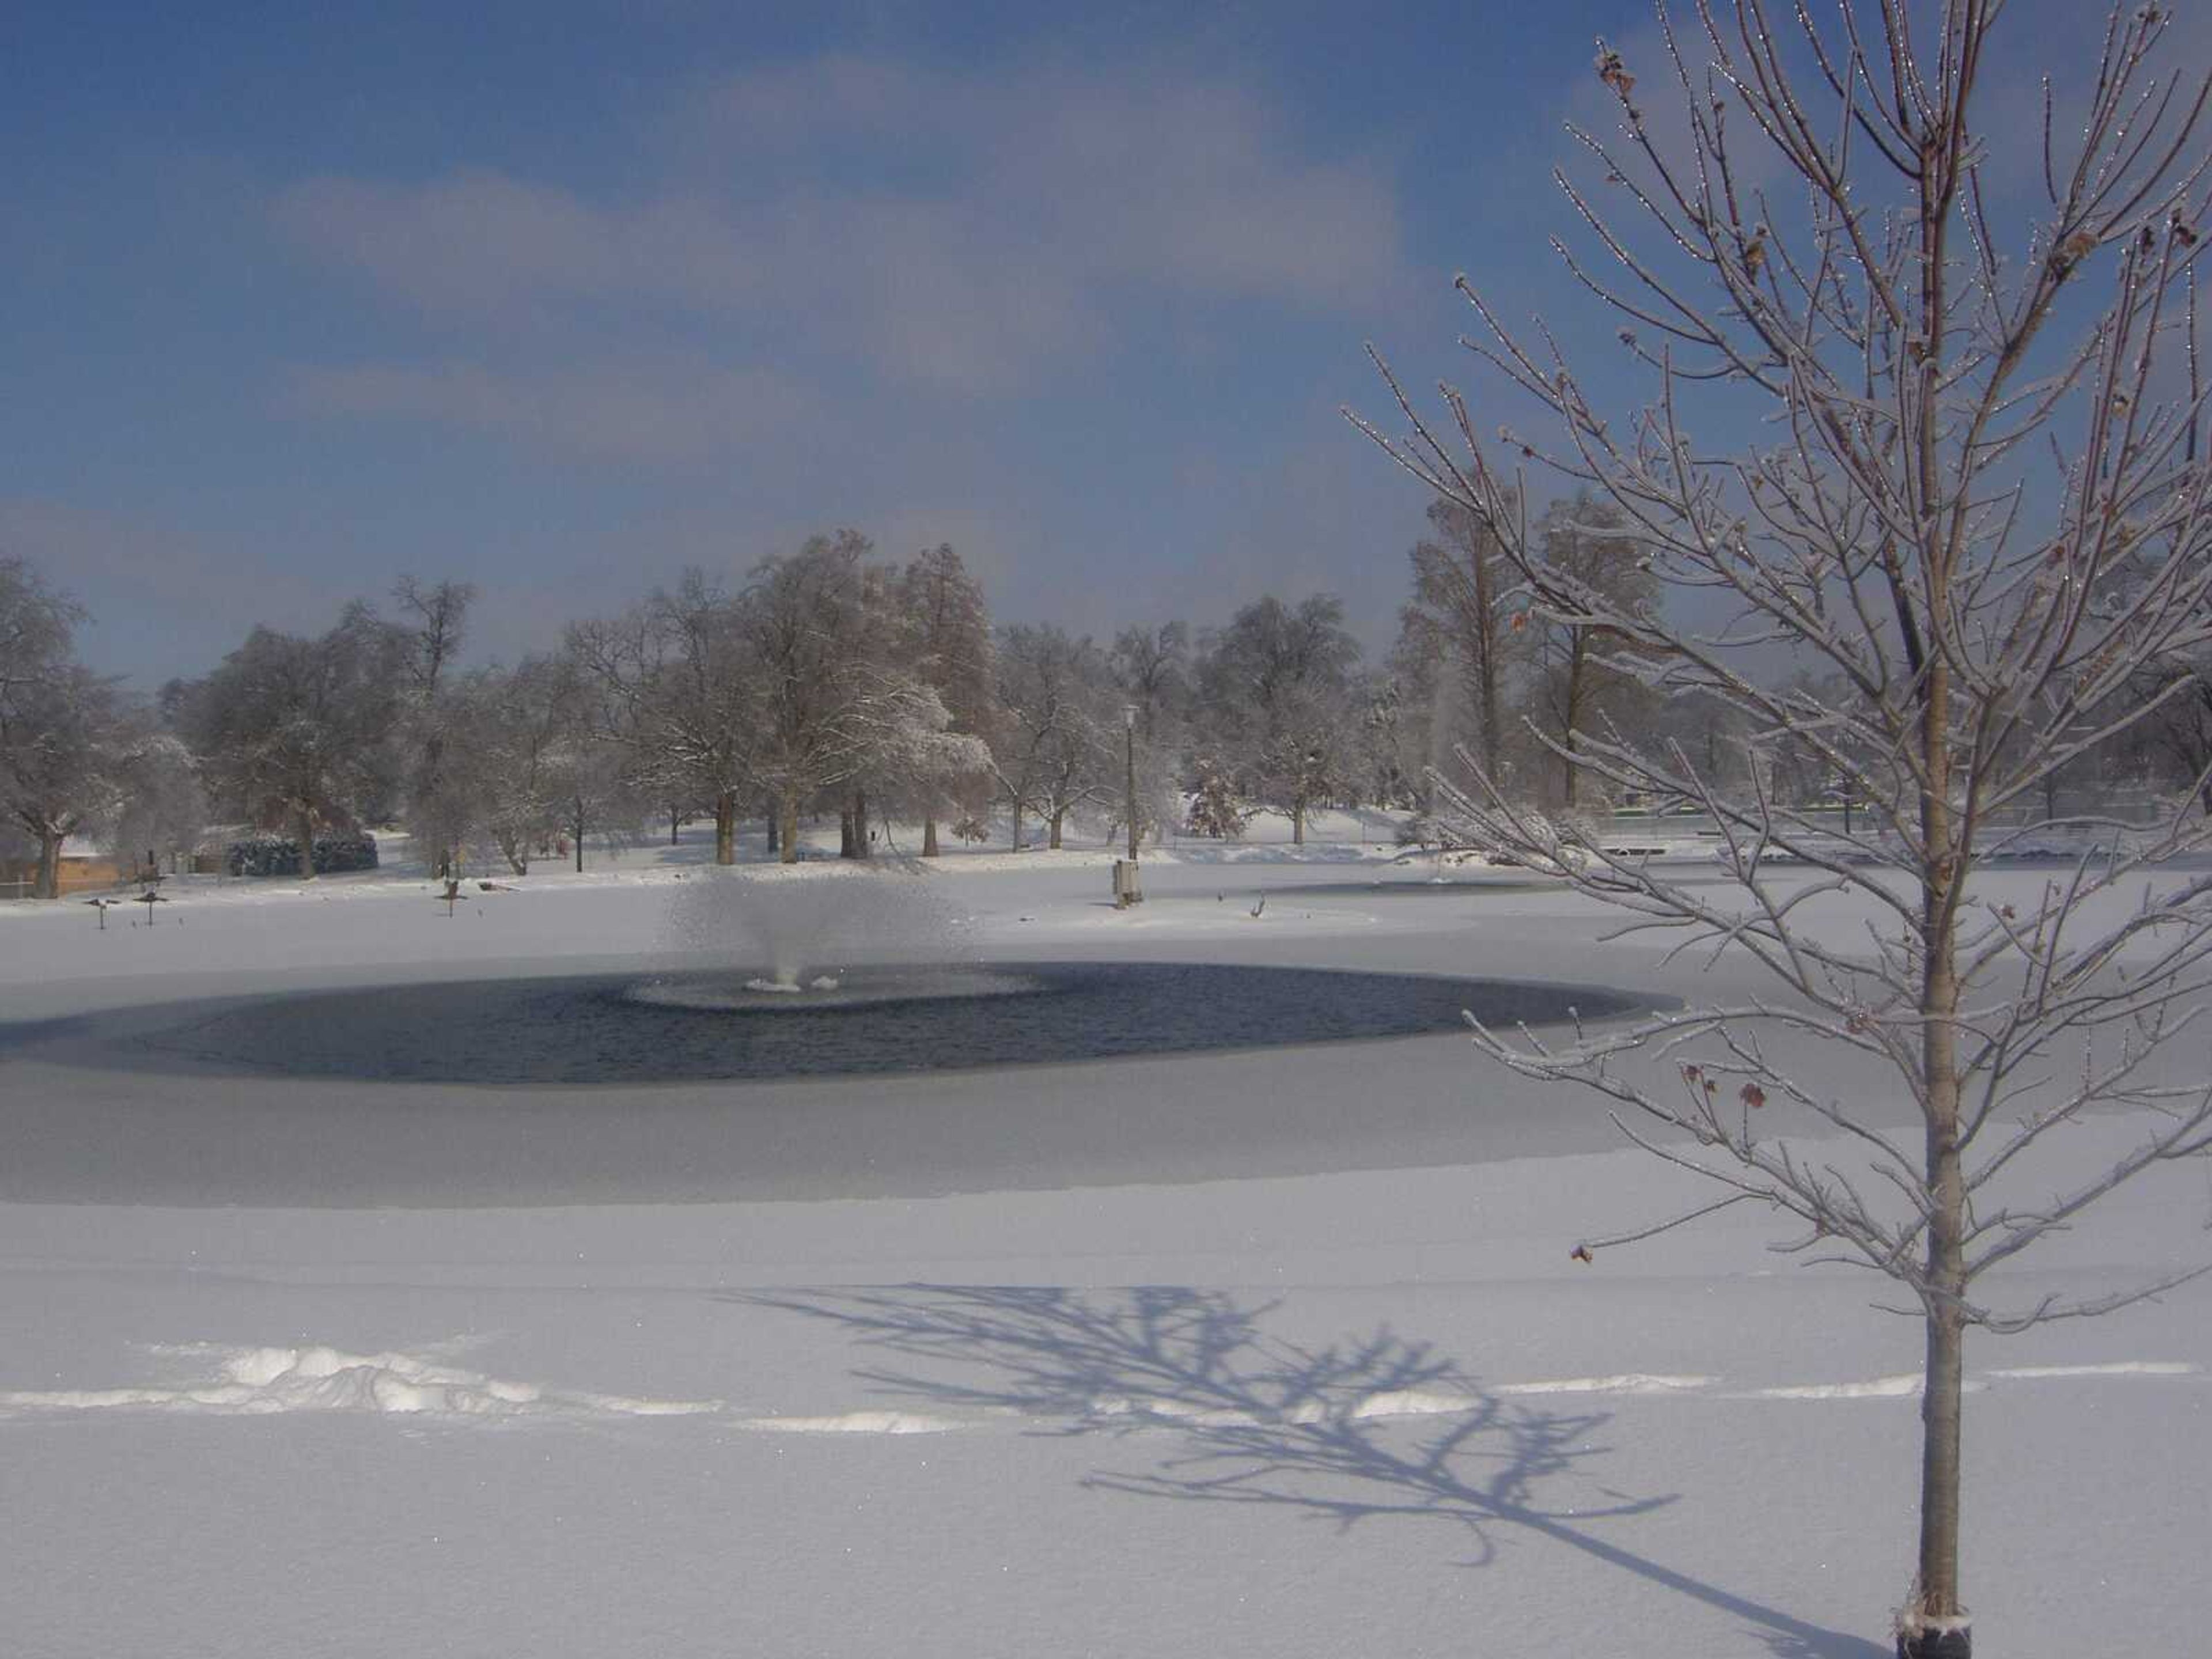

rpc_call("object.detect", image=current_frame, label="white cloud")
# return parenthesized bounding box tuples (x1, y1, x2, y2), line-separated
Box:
(274, 54, 1414, 429)
(283, 359, 824, 465)
(275, 171, 766, 316)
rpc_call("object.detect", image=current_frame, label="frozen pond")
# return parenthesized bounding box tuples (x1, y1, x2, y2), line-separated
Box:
(61, 961, 1652, 1085)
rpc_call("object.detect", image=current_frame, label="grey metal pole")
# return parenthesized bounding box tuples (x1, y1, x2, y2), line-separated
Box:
(1124, 704, 1139, 863)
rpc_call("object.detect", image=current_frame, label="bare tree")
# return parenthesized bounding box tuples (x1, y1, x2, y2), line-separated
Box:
(1196, 594, 1362, 844)
(1351, 6, 2212, 1653)
(391, 576, 478, 876)
(1108, 621, 1192, 844)
(100, 729, 209, 875)
(569, 572, 753, 865)
(1403, 498, 1514, 782)
(2123, 646, 2212, 809)
(893, 544, 999, 857)
(464, 657, 584, 875)
(1525, 494, 1662, 810)
(994, 623, 1116, 850)
(0, 560, 128, 897)
(0, 557, 82, 707)
(1, 664, 131, 897)
(743, 532, 963, 862)
(179, 609, 403, 880)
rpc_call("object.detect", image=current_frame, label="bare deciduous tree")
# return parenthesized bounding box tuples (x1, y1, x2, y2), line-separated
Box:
(1196, 594, 1362, 845)
(569, 572, 753, 865)
(101, 729, 209, 876)
(1525, 493, 1662, 810)
(176, 608, 403, 881)
(744, 532, 972, 862)
(994, 623, 1116, 850)
(1, 664, 131, 897)
(894, 544, 999, 857)
(392, 575, 478, 877)
(1109, 621, 1192, 846)
(1351, 6, 2212, 1653)
(1, 560, 130, 897)
(1404, 498, 1514, 783)
(0, 556, 82, 707)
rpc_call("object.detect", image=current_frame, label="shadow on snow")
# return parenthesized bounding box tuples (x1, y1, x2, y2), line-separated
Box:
(730, 1283, 1885, 1659)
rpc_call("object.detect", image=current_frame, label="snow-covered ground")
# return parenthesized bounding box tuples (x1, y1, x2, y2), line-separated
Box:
(2, 836, 2206, 1657)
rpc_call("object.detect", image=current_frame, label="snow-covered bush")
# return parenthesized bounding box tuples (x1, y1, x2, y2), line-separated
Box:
(226, 833, 379, 878)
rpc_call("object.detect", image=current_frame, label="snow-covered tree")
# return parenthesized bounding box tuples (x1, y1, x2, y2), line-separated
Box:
(1523, 494, 1661, 810)
(391, 575, 478, 877)
(0, 560, 130, 896)
(1400, 498, 1516, 784)
(993, 623, 1116, 850)
(0, 556, 81, 707)
(100, 730, 209, 874)
(569, 571, 753, 864)
(2122, 645, 2212, 810)
(1183, 756, 1247, 840)
(1352, 7, 2212, 1653)
(1195, 594, 1362, 844)
(464, 657, 588, 874)
(1108, 621, 1192, 846)
(844, 680, 994, 855)
(1, 663, 132, 897)
(892, 544, 999, 857)
(743, 531, 963, 862)
(179, 608, 404, 879)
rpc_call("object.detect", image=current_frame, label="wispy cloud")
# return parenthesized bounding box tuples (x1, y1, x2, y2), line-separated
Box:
(283, 358, 825, 465)
(274, 53, 1414, 440)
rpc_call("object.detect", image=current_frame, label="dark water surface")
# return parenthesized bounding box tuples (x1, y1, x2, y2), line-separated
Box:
(119, 961, 1649, 1085)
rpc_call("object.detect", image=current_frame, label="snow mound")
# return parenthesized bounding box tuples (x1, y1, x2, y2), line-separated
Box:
(1494, 1373, 1714, 1396)
(1987, 1361, 2199, 1380)
(0, 1344, 721, 1422)
(1744, 1374, 1986, 1400)
(740, 1410, 964, 1435)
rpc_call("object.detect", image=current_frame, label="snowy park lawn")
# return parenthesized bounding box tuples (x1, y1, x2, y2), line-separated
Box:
(1, 839, 2206, 1657)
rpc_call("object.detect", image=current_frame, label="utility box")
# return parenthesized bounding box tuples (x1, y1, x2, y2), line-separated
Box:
(1112, 859, 1144, 908)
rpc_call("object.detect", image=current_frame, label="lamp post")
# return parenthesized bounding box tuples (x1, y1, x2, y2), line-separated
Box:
(1124, 703, 1139, 863)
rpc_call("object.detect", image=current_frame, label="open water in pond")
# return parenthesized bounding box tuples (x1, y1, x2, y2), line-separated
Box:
(123, 961, 1652, 1085)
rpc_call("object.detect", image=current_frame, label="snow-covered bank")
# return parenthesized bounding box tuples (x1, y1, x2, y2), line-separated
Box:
(3, 855, 2207, 1656)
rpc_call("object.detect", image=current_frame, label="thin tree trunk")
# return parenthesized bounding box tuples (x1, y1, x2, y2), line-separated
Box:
(922, 811, 940, 858)
(778, 795, 799, 863)
(294, 803, 319, 882)
(766, 798, 780, 854)
(1899, 137, 1974, 1650)
(35, 828, 62, 900)
(1475, 531, 1501, 783)
(839, 806, 857, 859)
(715, 791, 736, 865)
(574, 801, 585, 873)
(1907, 642, 1969, 1654)
(1562, 630, 1589, 810)
(1291, 801, 1305, 846)
(671, 808, 680, 846)
(1048, 807, 1063, 850)
(852, 789, 870, 859)
(1011, 797, 1024, 852)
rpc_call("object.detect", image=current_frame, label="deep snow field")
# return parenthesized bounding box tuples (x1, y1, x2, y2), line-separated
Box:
(2, 820, 2207, 1658)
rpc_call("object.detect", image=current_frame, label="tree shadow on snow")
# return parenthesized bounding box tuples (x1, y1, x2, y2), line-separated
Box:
(729, 1284, 1884, 1659)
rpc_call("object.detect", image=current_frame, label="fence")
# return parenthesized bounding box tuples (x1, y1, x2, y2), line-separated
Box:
(0, 858, 127, 900)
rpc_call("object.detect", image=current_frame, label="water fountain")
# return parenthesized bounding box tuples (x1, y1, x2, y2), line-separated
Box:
(28, 862, 1665, 1086)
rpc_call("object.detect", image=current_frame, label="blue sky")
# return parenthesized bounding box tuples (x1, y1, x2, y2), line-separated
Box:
(0, 0, 2127, 685)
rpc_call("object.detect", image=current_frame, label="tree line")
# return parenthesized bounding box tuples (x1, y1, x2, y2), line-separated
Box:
(7, 494, 2211, 897)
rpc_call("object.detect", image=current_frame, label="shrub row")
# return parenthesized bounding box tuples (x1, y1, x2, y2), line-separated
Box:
(226, 834, 380, 878)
